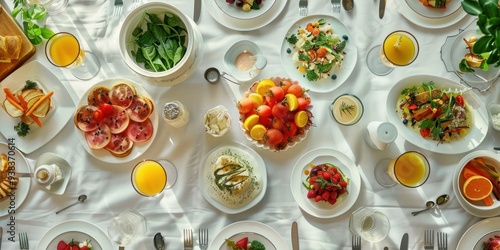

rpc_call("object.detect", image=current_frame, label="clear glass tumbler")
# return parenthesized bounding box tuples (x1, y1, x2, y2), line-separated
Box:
(349, 207, 390, 242)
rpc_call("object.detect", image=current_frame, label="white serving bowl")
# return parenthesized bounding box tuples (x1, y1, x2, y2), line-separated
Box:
(454, 150, 500, 212)
(119, 2, 203, 86)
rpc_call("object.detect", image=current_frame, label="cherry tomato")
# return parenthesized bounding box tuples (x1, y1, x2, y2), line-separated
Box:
(264, 95, 277, 109)
(455, 94, 464, 106)
(259, 116, 272, 128)
(297, 97, 310, 110)
(287, 84, 304, 97)
(316, 47, 328, 58)
(256, 105, 272, 118)
(265, 128, 284, 146)
(408, 103, 418, 110)
(271, 117, 285, 130)
(279, 80, 292, 92)
(420, 128, 430, 138)
(100, 103, 114, 116)
(237, 97, 254, 114)
(272, 103, 289, 119)
(267, 86, 285, 101)
(283, 121, 298, 136)
(93, 109, 104, 122)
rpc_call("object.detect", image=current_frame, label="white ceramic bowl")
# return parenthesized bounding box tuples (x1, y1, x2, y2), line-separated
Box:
(119, 2, 203, 86)
(454, 150, 500, 212)
(223, 40, 266, 83)
(489, 104, 500, 131)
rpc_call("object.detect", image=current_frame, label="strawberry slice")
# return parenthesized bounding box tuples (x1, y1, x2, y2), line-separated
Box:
(57, 241, 68, 250)
(235, 237, 248, 249)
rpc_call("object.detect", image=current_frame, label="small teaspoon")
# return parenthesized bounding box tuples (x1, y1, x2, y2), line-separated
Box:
(411, 194, 449, 216)
(154, 232, 165, 250)
(55, 194, 87, 214)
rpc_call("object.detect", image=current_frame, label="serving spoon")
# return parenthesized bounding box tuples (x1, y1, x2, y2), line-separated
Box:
(154, 232, 165, 250)
(411, 194, 449, 216)
(55, 194, 87, 214)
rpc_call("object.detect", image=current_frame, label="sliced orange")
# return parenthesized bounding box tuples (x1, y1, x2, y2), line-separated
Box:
(256, 79, 275, 96)
(462, 175, 493, 201)
(294, 110, 309, 128)
(250, 124, 267, 140)
(285, 93, 298, 111)
(243, 114, 260, 131)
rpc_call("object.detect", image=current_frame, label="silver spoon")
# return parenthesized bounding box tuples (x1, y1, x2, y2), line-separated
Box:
(154, 232, 165, 250)
(411, 200, 436, 216)
(411, 194, 449, 216)
(55, 194, 87, 214)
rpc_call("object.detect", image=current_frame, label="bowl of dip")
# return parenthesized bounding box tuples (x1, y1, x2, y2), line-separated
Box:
(330, 94, 364, 126)
(223, 40, 267, 83)
(489, 103, 500, 131)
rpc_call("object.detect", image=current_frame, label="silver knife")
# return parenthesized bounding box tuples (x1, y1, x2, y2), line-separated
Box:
(0, 226, 3, 250)
(400, 233, 409, 250)
(291, 221, 299, 250)
(193, 0, 201, 23)
(379, 0, 386, 19)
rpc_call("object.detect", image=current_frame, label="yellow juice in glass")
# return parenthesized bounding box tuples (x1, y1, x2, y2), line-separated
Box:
(132, 160, 167, 196)
(382, 33, 416, 66)
(388, 152, 429, 187)
(49, 33, 84, 67)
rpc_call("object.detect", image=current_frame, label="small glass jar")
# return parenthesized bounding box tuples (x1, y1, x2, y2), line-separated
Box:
(163, 101, 189, 128)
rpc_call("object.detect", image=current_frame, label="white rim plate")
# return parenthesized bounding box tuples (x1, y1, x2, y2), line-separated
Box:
(452, 150, 500, 217)
(75, 78, 159, 163)
(209, 221, 287, 249)
(36, 220, 114, 250)
(457, 217, 500, 250)
(199, 141, 267, 214)
(204, 0, 287, 31)
(394, 0, 467, 29)
(0, 142, 31, 217)
(290, 147, 361, 218)
(0, 60, 75, 154)
(404, 0, 461, 19)
(214, 0, 276, 20)
(386, 74, 489, 154)
(280, 15, 358, 93)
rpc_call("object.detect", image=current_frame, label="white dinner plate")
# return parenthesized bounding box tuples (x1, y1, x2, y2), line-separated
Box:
(280, 15, 357, 93)
(220, 232, 276, 250)
(394, 0, 467, 29)
(204, 0, 287, 31)
(457, 217, 500, 250)
(75, 78, 159, 163)
(214, 0, 276, 20)
(37, 220, 114, 250)
(199, 141, 267, 214)
(209, 221, 287, 249)
(290, 147, 361, 218)
(404, 0, 462, 19)
(0, 142, 31, 217)
(0, 60, 75, 154)
(473, 230, 500, 249)
(386, 74, 489, 154)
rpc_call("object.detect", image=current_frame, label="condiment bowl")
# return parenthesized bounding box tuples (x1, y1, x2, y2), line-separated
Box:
(223, 40, 267, 83)
(204, 105, 231, 137)
(489, 103, 500, 131)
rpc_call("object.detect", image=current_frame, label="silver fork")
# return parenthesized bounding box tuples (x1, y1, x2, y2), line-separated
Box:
(424, 230, 434, 250)
(299, 0, 308, 16)
(437, 232, 447, 250)
(199, 228, 208, 250)
(352, 234, 361, 250)
(183, 229, 193, 250)
(113, 0, 123, 17)
(332, 0, 341, 13)
(19, 232, 29, 250)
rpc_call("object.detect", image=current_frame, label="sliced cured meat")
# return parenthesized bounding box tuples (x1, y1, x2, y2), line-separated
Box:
(105, 132, 134, 157)
(87, 86, 111, 106)
(102, 105, 130, 134)
(126, 95, 154, 122)
(74, 105, 99, 132)
(126, 118, 154, 143)
(109, 83, 136, 108)
(85, 123, 111, 149)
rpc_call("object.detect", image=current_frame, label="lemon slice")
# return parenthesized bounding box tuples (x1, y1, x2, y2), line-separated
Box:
(248, 93, 264, 106)
(243, 114, 260, 131)
(256, 79, 275, 96)
(294, 111, 309, 128)
(285, 93, 298, 111)
(250, 124, 267, 140)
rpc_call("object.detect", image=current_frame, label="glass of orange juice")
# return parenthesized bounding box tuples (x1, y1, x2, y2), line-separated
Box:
(366, 30, 419, 76)
(375, 151, 430, 188)
(131, 159, 177, 197)
(45, 32, 100, 80)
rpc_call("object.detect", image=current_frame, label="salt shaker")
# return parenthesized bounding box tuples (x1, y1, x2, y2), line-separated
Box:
(163, 101, 190, 128)
(364, 121, 397, 150)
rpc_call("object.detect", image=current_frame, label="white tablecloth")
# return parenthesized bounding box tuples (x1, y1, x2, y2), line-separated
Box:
(1, 0, 499, 249)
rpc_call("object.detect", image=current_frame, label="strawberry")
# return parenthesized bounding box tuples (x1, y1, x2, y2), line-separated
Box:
(71, 245, 79, 250)
(235, 237, 248, 249)
(322, 171, 332, 180)
(315, 195, 322, 202)
(307, 190, 316, 199)
(321, 191, 330, 200)
(80, 246, 88, 250)
(57, 241, 68, 250)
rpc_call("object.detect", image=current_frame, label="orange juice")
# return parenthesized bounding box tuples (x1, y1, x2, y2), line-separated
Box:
(388, 152, 429, 187)
(48, 33, 84, 67)
(132, 160, 167, 196)
(382, 32, 416, 66)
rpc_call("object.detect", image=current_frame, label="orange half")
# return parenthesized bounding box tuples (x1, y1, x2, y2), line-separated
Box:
(462, 175, 493, 201)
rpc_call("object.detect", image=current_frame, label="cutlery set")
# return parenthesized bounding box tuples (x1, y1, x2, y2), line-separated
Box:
(349, 231, 448, 249)
(177, 228, 208, 250)
(299, 0, 355, 15)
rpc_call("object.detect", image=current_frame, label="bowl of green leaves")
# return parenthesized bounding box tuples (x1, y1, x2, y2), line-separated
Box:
(119, 2, 203, 86)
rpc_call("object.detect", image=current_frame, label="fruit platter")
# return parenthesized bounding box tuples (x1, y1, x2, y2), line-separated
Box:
(73, 78, 158, 163)
(237, 77, 313, 151)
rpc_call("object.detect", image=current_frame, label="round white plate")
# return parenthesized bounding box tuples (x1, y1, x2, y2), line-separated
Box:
(290, 147, 361, 218)
(209, 221, 287, 249)
(75, 78, 158, 163)
(220, 232, 276, 250)
(204, 0, 287, 31)
(386, 74, 488, 154)
(214, 0, 276, 20)
(0, 142, 31, 217)
(200, 141, 267, 214)
(404, 0, 461, 19)
(394, 0, 467, 29)
(457, 217, 500, 250)
(37, 220, 114, 250)
(280, 15, 357, 93)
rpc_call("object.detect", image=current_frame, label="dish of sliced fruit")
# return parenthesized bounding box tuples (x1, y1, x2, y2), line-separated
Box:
(37, 220, 113, 250)
(237, 77, 313, 151)
(215, 0, 275, 20)
(74, 78, 158, 163)
(209, 220, 287, 249)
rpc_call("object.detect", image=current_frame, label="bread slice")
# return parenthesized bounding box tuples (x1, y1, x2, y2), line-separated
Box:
(0, 35, 22, 62)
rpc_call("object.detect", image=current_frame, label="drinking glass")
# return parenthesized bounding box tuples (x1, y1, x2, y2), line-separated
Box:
(366, 30, 419, 76)
(131, 159, 177, 197)
(374, 151, 431, 188)
(26, 0, 69, 14)
(45, 32, 101, 80)
(349, 207, 390, 242)
(108, 210, 147, 249)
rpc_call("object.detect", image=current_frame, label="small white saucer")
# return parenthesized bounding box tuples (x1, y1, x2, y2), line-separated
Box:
(35, 153, 72, 195)
(223, 40, 267, 83)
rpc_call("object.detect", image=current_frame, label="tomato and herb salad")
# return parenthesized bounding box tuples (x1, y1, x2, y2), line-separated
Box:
(285, 18, 348, 82)
(303, 163, 349, 205)
(397, 81, 472, 144)
(225, 237, 266, 250)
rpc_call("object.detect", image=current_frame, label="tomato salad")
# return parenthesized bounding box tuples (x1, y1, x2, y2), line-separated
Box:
(303, 163, 349, 205)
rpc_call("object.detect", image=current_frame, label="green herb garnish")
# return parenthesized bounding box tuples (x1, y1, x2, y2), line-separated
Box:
(22, 80, 38, 91)
(14, 121, 30, 137)
(339, 101, 355, 116)
(12, 0, 55, 45)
